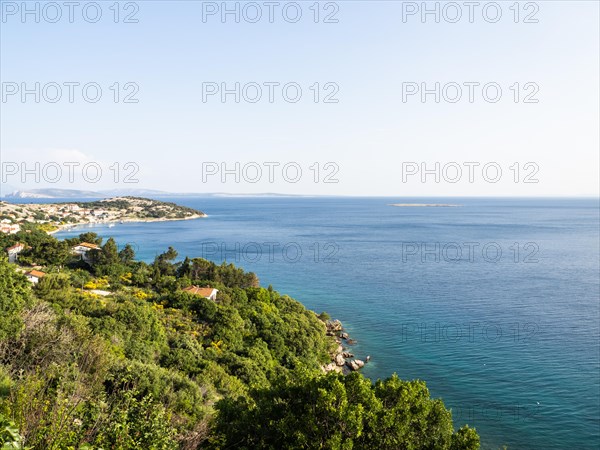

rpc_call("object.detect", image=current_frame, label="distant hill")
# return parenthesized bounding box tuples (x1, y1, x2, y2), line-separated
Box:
(2, 188, 306, 199)
(4, 188, 105, 199)
(3, 188, 172, 199)
(100, 188, 173, 197)
(0, 196, 206, 231)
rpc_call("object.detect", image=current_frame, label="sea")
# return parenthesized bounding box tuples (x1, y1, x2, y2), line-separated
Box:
(46, 196, 599, 450)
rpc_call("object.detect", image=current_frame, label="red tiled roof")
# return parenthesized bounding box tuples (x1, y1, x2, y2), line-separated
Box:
(182, 286, 217, 298)
(26, 270, 45, 278)
(77, 242, 100, 249)
(6, 243, 24, 252)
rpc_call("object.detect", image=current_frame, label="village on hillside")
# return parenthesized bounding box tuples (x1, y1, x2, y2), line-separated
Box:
(0, 196, 212, 297)
(0, 196, 206, 233)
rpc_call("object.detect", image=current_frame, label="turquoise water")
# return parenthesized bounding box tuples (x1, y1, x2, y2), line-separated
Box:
(54, 197, 600, 449)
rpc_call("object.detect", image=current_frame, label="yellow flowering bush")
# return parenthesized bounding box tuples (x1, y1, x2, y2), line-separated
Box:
(134, 290, 149, 299)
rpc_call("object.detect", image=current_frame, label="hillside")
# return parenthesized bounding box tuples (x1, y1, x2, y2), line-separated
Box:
(0, 227, 480, 449)
(0, 196, 206, 232)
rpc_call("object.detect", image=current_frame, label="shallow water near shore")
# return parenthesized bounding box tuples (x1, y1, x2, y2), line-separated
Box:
(54, 196, 600, 450)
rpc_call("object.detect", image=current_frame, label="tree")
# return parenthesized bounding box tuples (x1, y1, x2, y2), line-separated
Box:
(190, 258, 215, 281)
(69, 269, 92, 291)
(34, 273, 72, 304)
(77, 232, 102, 246)
(99, 238, 119, 266)
(36, 240, 71, 267)
(0, 257, 30, 340)
(176, 256, 192, 278)
(212, 372, 480, 450)
(161, 247, 178, 262)
(451, 426, 481, 450)
(92, 238, 122, 277)
(153, 247, 178, 278)
(119, 244, 136, 264)
(13, 229, 69, 267)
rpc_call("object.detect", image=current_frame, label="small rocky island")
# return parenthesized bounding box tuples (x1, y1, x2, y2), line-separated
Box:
(322, 319, 369, 375)
(0, 196, 206, 233)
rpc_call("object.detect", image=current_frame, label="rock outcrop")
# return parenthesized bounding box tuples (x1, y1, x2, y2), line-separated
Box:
(322, 362, 342, 374)
(324, 319, 368, 374)
(326, 319, 343, 335)
(346, 359, 365, 371)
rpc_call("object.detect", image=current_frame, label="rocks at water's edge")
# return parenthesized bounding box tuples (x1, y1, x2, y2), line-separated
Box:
(322, 319, 370, 374)
(323, 362, 342, 374)
(326, 319, 343, 334)
(346, 359, 365, 371)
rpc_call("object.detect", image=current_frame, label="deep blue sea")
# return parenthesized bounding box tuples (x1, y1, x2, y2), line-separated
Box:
(50, 196, 599, 449)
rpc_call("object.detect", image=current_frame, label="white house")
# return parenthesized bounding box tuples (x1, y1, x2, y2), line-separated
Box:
(182, 285, 219, 301)
(72, 242, 101, 262)
(0, 223, 20, 234)
(6, 242, 25, 263)
(25, 270, 45, 284)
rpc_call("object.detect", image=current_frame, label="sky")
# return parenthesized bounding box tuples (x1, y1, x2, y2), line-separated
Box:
(1, 0, 599, 196)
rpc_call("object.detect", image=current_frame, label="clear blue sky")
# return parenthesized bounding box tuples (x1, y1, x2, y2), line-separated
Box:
(1, 1, 598, 196)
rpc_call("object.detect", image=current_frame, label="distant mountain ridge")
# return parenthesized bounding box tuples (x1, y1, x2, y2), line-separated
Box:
(2, 188, 306, 199)
(5, 188, 107, 199)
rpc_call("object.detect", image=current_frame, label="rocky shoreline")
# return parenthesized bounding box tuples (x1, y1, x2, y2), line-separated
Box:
(322, 319, 370, 375)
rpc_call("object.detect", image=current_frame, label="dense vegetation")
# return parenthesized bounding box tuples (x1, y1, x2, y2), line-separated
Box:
(0, 227, 480, 449)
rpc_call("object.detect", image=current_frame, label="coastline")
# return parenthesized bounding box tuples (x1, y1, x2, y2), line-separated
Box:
(45, 213, 368, 375)
(48, 213, 207, 235)
(323, 319, 369, 375)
